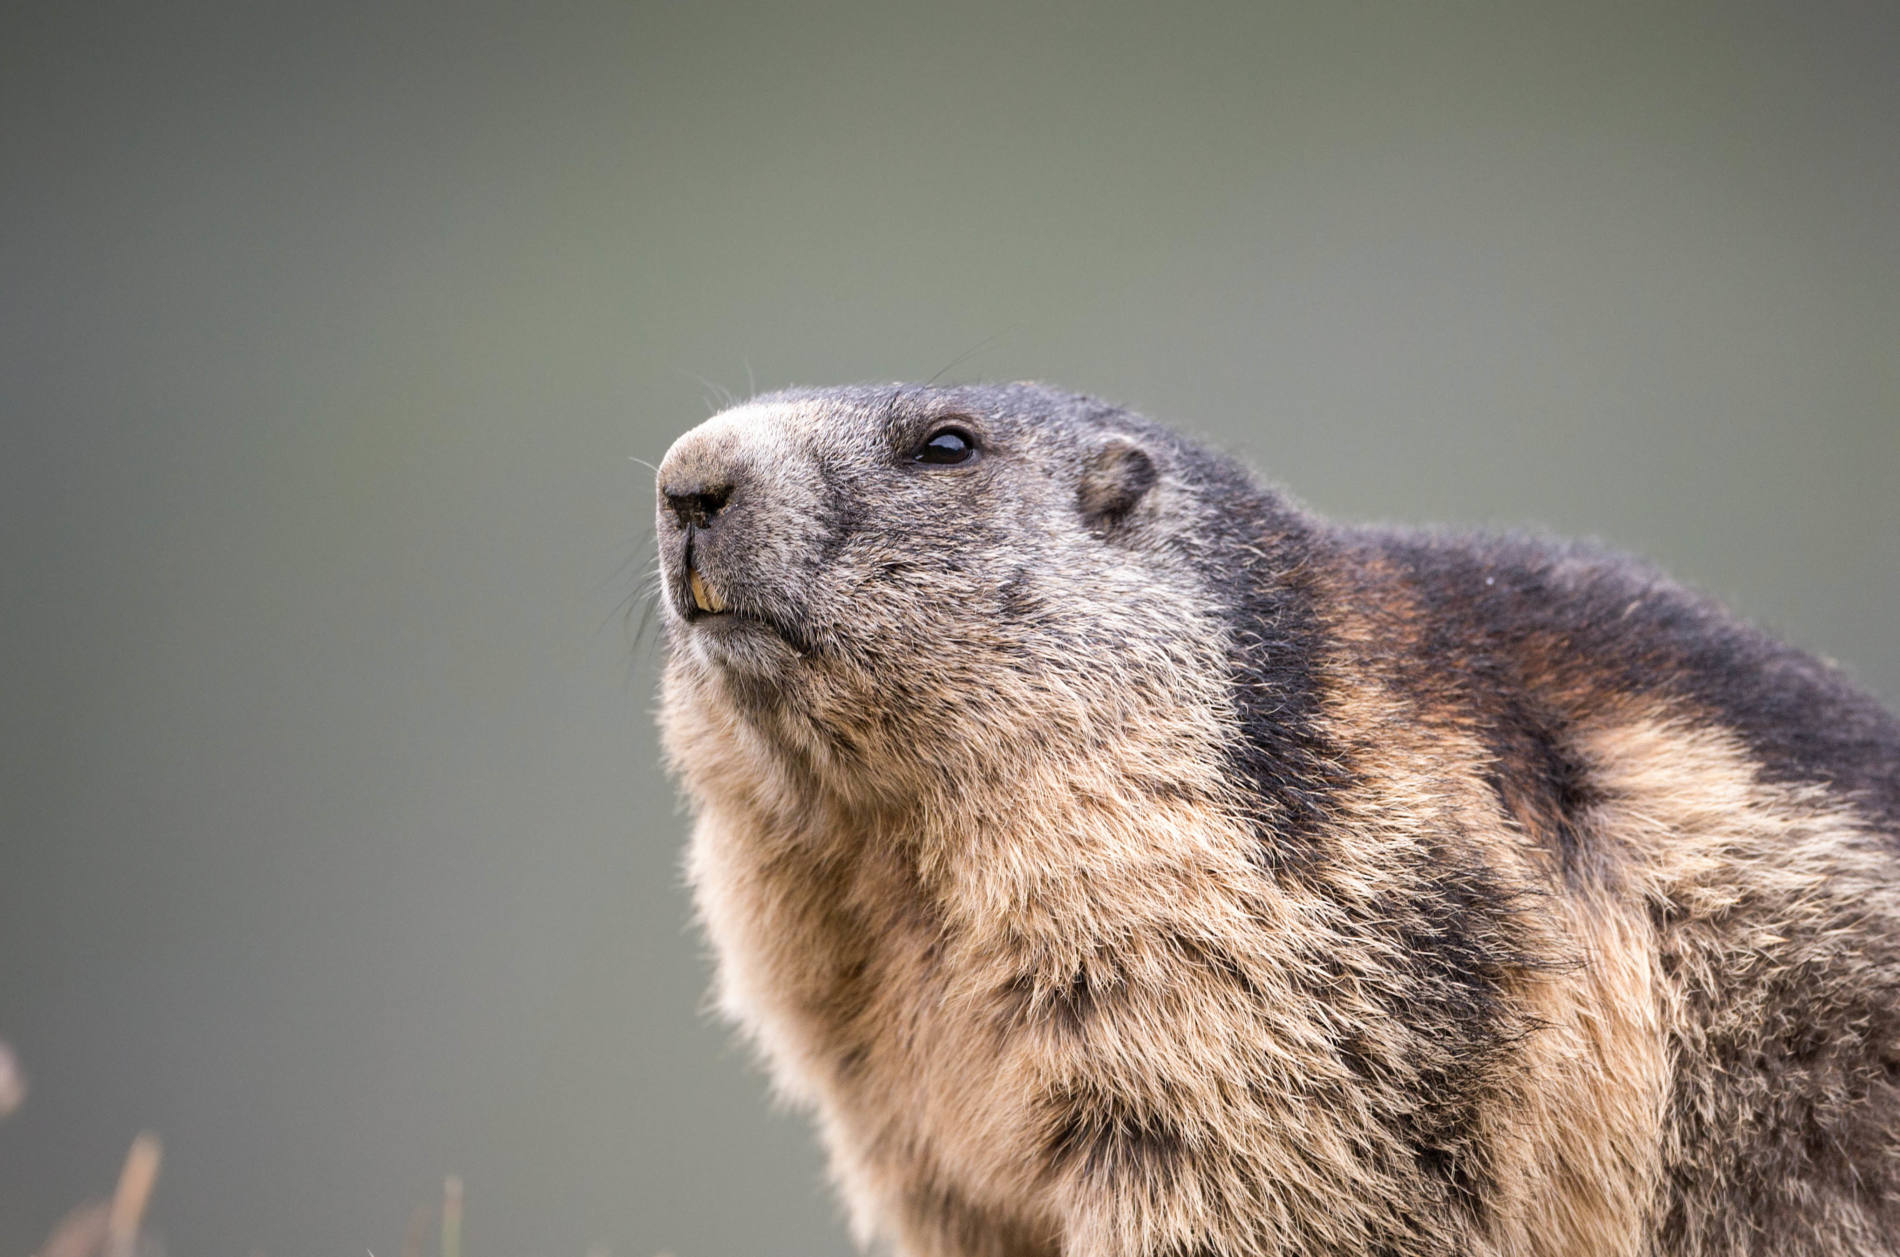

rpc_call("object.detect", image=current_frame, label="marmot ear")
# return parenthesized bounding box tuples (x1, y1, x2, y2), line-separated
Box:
(1077, 437, 1157, 533)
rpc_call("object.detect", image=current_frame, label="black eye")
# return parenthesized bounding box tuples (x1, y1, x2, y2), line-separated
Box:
(914, 426, 978, 466)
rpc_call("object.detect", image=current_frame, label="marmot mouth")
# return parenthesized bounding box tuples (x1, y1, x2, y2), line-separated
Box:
(688, 567, 728, 616)
(673, 557, 815, 657)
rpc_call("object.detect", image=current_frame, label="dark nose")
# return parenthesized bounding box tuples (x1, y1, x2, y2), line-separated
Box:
(662, 480, 733, 530)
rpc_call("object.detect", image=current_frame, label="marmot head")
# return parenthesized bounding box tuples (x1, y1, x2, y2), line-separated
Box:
(655, 383, 1273, 804)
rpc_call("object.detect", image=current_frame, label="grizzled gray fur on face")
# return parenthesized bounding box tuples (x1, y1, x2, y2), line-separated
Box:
(654, 382, 1900, 1257)
(656, 383, 1257, 802)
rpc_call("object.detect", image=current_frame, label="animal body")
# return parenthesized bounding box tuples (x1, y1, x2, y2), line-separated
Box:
(653, 383, 1900, 1257)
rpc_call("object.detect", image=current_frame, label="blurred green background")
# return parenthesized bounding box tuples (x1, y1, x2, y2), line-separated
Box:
(3, 3, 1895, 1254)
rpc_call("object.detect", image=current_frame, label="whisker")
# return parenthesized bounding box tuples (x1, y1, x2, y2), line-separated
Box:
(925, 327, 1023, 386)
(675, 369, 737, 414)
(595, 523, 658, 594)
(594, 528, 663, 641)
(633, 579, 665, 653)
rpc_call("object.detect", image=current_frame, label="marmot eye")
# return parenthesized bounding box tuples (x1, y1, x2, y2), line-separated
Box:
(914, 426, 978, 466)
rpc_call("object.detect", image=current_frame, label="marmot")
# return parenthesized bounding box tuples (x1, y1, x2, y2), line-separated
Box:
(653, 383, 1900, 1257)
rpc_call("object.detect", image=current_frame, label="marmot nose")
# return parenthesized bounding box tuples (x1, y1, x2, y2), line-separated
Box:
(662, 480, 733, 530)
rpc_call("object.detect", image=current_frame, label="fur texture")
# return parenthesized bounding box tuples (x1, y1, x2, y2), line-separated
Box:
(653, 383, 1900, 1257)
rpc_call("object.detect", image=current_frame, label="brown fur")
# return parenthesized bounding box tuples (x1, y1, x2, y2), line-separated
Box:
(653, 384, 1900, 1256)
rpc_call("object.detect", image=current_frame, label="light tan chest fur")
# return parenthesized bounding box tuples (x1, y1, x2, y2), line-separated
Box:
(689, 805, 1057, 1222)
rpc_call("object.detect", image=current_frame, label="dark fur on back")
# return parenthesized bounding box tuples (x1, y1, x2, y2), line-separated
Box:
(1361, 531, 1900, 831)
(656, 383, 1900, 1257)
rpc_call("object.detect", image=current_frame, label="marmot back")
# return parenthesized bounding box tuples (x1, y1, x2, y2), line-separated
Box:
(652, 382, 1900, 1257)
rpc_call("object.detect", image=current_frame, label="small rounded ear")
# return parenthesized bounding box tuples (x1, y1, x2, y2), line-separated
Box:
(1077, 437, 1157, 533)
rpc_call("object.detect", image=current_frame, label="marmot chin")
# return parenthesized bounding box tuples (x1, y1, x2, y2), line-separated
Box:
(653, 383, 1900, 1257)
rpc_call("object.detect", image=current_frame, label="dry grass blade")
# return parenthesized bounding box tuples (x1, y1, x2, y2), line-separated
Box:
(399, 1204, 433, 1257)
(0, 1041, 25, 1119)
(35, 1133, 162, 1257)
(35, 1203, 108, 1257)
(440, 1177, 462, 1257)
(105, 1134, 162, 1257)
